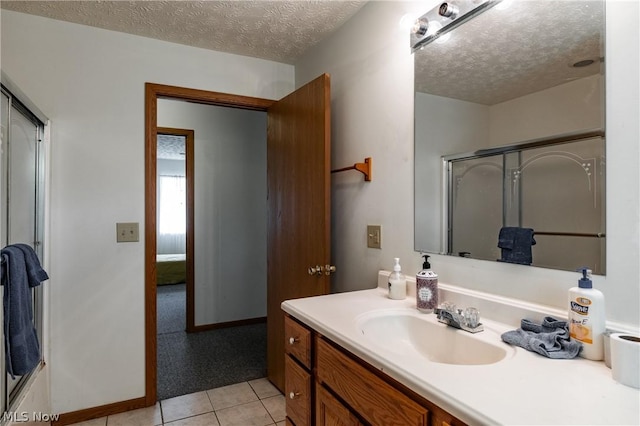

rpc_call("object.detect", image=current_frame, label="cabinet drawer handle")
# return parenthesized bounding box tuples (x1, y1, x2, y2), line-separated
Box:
(289, 337, 299, 345)
(289, 391, 301, 400)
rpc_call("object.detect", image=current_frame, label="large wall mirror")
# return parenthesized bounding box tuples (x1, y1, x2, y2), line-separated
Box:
(414, 0, 606, 274)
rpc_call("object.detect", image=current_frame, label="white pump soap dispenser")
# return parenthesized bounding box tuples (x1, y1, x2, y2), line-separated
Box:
(568, 267, 605, 360)
(416, 254, 438, 313)
(388, 258, 407, 300)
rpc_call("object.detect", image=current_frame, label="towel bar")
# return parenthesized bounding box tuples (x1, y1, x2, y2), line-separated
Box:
(331, 157, 372, 182)
(534, 231, 605, 238)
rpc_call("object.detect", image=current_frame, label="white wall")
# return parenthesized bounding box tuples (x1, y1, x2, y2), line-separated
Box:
(158, 100, 267, 326)
(414, 92, 489, 253)
(296, 1, 422, 294)
(295, 0, 640, 329)
(1, 10, 293, 414)
(489, 74, 603, 146)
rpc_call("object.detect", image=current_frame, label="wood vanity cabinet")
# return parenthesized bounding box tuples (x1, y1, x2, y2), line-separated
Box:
(284, 314, 466, 426)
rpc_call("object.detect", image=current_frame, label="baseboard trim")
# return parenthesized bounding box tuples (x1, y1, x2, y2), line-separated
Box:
(191, 316, 266, 332)
(52, 396, 148, 426)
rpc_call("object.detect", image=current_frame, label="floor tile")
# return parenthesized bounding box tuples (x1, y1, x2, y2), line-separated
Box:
(164, 411, 220, 426)
(207, 382, 258, 410)
(261, 395, 285, 422)
(276, 422, 286, 426)
(248, 378, 280, 399)
(161, 391, 213, 423)
(215, 400, 273, 426)
(107, 403, 162, 426)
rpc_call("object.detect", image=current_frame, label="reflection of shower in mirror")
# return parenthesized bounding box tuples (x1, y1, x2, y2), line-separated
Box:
(413, 0, 606, 275)
(445, 132, 605, 274)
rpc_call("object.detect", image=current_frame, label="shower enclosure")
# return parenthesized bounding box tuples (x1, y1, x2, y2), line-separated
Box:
(1, 76, 47, 416)
(445, 131, 605, 274)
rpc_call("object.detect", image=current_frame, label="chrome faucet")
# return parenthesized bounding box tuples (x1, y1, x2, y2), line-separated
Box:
(435, 302, 484, 333)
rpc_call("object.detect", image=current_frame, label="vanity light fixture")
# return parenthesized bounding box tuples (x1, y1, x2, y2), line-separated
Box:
(411, 0, 501, 51)
(439, 2, 459, 19)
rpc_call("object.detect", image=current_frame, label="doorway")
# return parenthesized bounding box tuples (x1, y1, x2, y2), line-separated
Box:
(155, 127, 195, 400)
(145, 76, 331, 404)
(156, 128, 194, 332)
(145, 84, 275, 404)
(155, 109, 270, 400)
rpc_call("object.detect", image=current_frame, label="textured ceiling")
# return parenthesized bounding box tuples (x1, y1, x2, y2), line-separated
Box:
(414, 1, 604, 105)
(1, 0, 367, 64)
(158, 134, 186, 160)
(3, 1, 604, 105)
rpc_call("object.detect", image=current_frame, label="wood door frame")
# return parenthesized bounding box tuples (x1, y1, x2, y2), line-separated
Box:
(156, 127, 195, 332)
(145, 83, 274, 405)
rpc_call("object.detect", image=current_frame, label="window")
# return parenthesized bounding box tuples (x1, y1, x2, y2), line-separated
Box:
(157, 175, 186, 254)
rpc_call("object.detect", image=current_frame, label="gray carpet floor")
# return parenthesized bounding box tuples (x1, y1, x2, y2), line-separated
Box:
(157, 283, 267, 401)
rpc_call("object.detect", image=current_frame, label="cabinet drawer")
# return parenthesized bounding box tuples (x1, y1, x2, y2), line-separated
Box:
(316, 337, 429, 426)
(285, 355, 312, 426)
(284, 315, 312, 368)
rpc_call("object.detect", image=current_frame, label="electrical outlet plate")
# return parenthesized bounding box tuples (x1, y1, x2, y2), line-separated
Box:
(116, 222, 139, 242)
(367, 225, 381, 249)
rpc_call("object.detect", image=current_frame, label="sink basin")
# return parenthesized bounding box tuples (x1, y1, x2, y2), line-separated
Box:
(356, 309, 511, 365)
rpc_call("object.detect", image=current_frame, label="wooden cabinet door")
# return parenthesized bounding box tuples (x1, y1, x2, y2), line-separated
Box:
(267, 74, 332, 392)
(316, 383, 363, 426)
(285, 356, 312, 426)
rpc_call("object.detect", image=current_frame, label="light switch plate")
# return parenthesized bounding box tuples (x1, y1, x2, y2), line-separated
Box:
(367, 225, 381, 249)
(116, 222, 139, 242)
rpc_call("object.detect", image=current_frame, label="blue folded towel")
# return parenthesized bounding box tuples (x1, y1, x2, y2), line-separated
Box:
(497, 227, 536, 265)
(1, 244, 49, 378)
(501, 316, 582, 359)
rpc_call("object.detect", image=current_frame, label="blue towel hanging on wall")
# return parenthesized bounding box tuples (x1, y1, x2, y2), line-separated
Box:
(497, 227, 536, 265)
(1, 243, 49, 378)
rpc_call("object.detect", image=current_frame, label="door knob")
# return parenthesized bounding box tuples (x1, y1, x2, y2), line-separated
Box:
(309, 265, 336, 276)
(308, 265, 323, 276)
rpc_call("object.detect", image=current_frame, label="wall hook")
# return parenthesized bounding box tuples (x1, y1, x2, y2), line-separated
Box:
(331, 157, 372, 182)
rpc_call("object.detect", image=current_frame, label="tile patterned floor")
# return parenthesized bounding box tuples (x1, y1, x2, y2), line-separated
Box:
(69, 378, 285, 426)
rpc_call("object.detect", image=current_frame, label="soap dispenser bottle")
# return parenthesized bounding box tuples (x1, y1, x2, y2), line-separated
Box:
(388, 258, 406, 300)
(416, 254, 438, 313)
(568, 267, 605, 360)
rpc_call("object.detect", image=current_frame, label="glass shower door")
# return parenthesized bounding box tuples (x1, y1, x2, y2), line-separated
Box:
(509, 137, 605, 273)
(1, 87, 46, 414)
(449, 153, 503, 260)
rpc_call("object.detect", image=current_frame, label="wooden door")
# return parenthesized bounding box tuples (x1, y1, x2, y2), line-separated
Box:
(267, 74, 332, 391)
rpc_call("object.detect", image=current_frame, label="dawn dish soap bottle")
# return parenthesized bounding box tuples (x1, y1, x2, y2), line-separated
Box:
(387, 258, 407, 300)
(568, 267, 605, 360)
(416, 254, 438, 313)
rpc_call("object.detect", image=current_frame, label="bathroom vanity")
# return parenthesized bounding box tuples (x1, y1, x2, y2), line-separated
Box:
(284, 314, 463, 426)
(282, 274, 639, 425)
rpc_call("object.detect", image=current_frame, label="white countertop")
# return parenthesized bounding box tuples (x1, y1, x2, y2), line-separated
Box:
(282, 287, 640, 425)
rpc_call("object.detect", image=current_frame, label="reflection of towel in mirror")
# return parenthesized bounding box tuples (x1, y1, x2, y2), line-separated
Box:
(497, 227, 536, 265)
(1, 244, 49, 378)
(501, 316, 582, 359)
